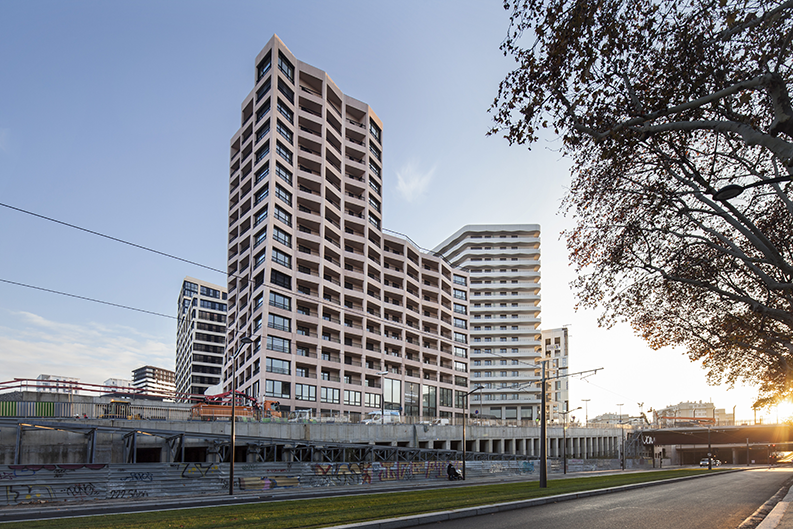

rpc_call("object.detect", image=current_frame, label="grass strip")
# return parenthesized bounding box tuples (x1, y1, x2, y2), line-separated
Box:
(4, 469, 721, 529)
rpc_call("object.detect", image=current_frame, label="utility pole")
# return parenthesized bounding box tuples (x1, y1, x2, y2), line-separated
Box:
(534, 365, 602, 488)
(617, 403, 624, 470)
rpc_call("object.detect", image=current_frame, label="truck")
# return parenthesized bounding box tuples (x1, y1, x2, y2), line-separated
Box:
(190, 391, 282, 421)
(362, 410, 401, 424)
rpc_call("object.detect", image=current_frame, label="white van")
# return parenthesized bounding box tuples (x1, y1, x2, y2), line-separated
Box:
(362, 410, 401, 424)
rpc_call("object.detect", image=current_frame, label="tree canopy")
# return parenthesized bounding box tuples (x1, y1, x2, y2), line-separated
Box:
(491, 0, 793, 407)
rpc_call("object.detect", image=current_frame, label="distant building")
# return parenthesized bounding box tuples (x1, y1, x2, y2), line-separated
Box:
(102, 378, 134, 393)
(590, 412, 631, 426)
(132, 366, 175, 398)
(654, 401, 734, 427)
(175, 277, 227, 398)
(35, 374, 79, 394)
(541, 327, 570, 422)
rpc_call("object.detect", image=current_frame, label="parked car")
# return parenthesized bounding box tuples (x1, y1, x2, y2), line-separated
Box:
(699, 458, 721, 467)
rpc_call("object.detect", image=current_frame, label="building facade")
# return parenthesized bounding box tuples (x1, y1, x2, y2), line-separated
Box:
(175, 277, 228, 397)
(132, 366, 176, 398)
(35, 374, 79, 395)
(541, 327, 570, 422)
(434, 225, 542, 422)
(654, 401, 734, 427)
(224, 35, 470, 421)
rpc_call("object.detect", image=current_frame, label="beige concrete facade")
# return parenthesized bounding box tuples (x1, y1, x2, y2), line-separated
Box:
(542, 327, 570, 422)
(224, 35, 469, 421)
(434, 224, 543, 422)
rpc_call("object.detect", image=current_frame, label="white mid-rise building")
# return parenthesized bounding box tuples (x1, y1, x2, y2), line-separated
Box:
(132, 366, 175, 398)
(434, 224, 542, 422)
(35, 374, 79, 395)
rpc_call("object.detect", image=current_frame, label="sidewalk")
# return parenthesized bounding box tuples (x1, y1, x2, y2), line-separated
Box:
(759, 486, 793, 529)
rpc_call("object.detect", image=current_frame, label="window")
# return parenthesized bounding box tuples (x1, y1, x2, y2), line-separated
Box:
(269, 292, 291, 310)
(453, 346, 467, 358)
(254, 205, 268, 227)
(277, 99, 293, 124)
(369, 119, 381, 144)
(440, 388, 453, 407)
(266, 335, 290, 353)
(454, 332, 467, 344)
(257, 52, 272, 81)
(295, 383, 316, 401)
(344, 390, 362, 406)
(278, 78, 294, 102)
(266, 357, 290, 375)
(368, 212, 380, 229)
(265, 379, 290, 399)
(276, 119, 293, 144)
(454, 361, 467, 373)
(274, 205, 292, 226)
(321, 387, 340, 404)
(272, 248, 292, 268)
(275, 184, 292, 205)
(278, 52, 294, 83)
(256, 122, 271, 144)
(256, 99, 271, 122)
(276, 141, 293, 164)
(273, 226, 291, 247)
(369, 142, 381, 161)
(453, 318, 467, 329)
(275, 162, 292, 185)
(268, 313, 291, 332)
(368, 196, 380, 212)
(199, 300, 226, 311)
(369, 160, 381, 177)
(255, 183, 269, 205)
(369, 178, 381, 196)
(453, 275, 466, 286)
(453, 303, 466, 315)
(254, 250, 266, 268)
(199, 286, 221, 299)
(365, 393, 381, 408)
(256, 165, 269, 184)
(453, 289, 466, 300)
(256, 77, 271, 101)
(270, 269, 291, 289)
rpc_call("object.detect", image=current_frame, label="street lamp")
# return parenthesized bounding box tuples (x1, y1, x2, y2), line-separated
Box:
(617, 403, 625, 471)
(229, 336, 254, 496)
(376, 370, 389, 424)
(462, 385, 484, 480)
(560, 406, 581, 474)
(712, 175, 792, 201)
(582, 399, 590, 426)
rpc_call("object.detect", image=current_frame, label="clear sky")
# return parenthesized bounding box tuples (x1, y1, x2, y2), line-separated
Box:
(0, 0, 777, 423)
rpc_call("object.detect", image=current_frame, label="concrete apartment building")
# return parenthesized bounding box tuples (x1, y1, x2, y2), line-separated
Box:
(132, 366, 175, 398)
(541, 327, 570, 422)
(223, 35, 470, 421)
(35, 374, 79, 395)
(654, 401, 734, 427)
(434, 225, 543, 422)
(175, 277, 228, 397)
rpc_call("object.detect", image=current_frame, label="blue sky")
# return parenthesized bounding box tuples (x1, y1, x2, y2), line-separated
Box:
(0, 0, 774, 421)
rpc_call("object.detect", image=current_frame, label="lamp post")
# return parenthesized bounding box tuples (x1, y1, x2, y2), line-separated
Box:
(229, 336, 254, 496)
(540, 359, 548, 488)
(582, 399, 590, 426)
(376, 370, 389, 424)
(617, 403, 625, 471)
(462, 385, 484, 480)
(560, 406, 581, 474)
(712, 175, 792, 201)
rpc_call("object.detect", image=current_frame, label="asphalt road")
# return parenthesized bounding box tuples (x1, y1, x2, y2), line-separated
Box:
(421, 468, 793, 529)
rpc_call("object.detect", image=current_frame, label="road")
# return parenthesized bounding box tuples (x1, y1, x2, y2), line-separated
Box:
(422, 468, 793, 529)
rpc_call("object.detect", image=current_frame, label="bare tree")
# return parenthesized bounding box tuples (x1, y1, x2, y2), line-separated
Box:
(491, 0, 793, 406)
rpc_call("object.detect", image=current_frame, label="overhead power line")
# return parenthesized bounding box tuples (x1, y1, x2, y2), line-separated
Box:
(0, 278, 176, 319)
(0, 202, 226, 276)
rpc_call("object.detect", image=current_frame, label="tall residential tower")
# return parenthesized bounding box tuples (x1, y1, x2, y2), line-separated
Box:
(434, 225, 543, 422)
(224, 36, 469, 421)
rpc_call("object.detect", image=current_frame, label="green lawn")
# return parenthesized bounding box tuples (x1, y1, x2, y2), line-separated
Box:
(5, 469, 721, 529)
